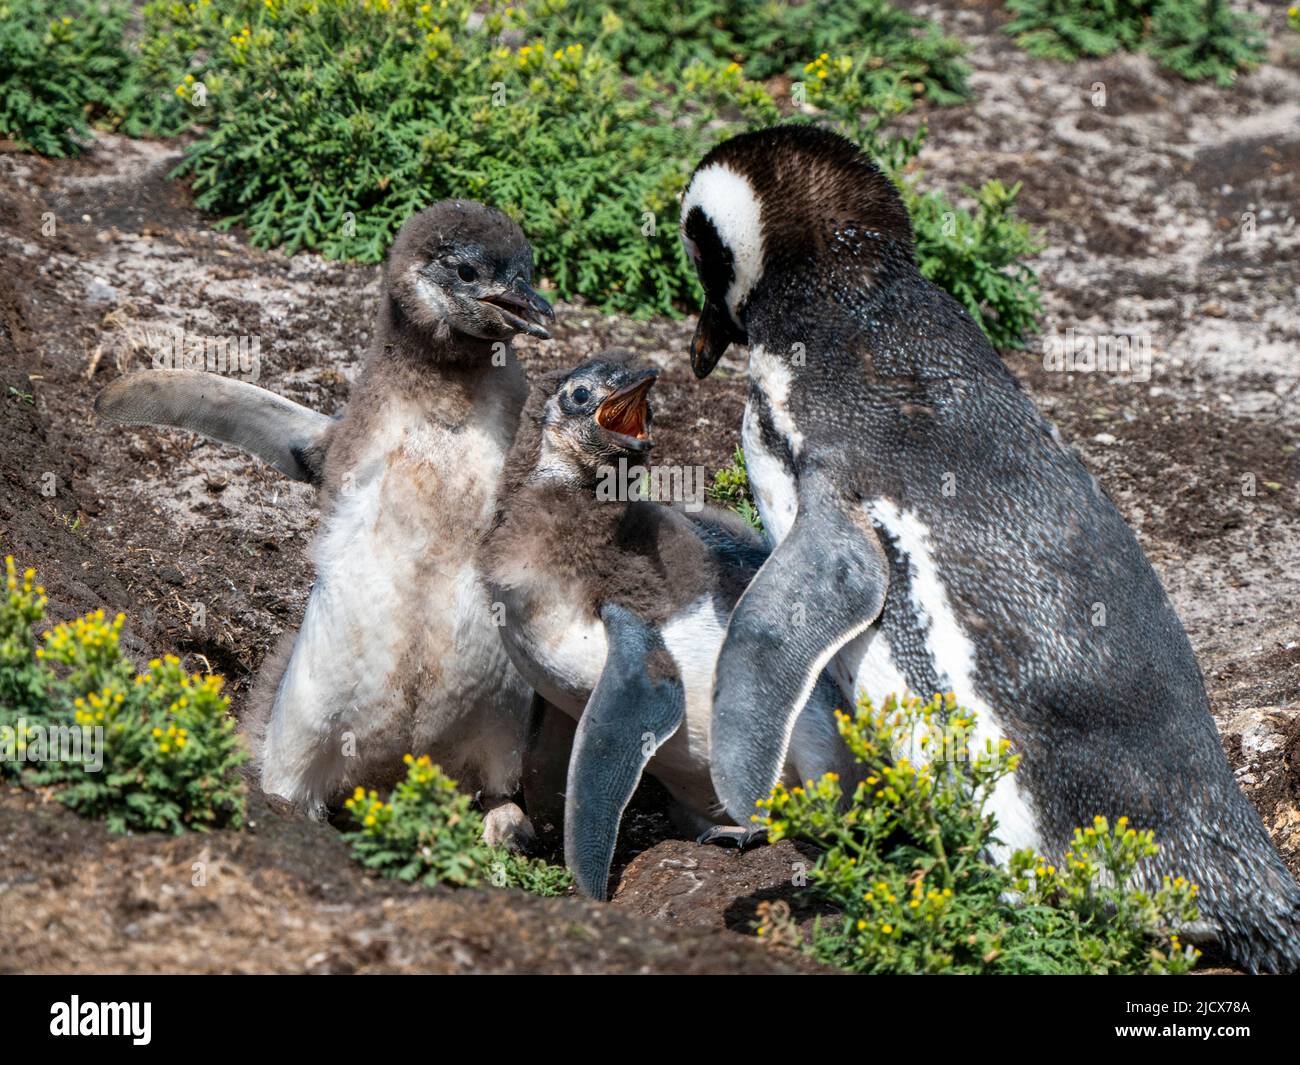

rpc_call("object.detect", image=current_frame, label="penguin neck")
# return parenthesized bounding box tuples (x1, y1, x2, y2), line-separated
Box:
(376, 293, 500, 368)
(357, 296, 525, 432)
(746, 234, 921, 347)
(500, 433, 633, 532)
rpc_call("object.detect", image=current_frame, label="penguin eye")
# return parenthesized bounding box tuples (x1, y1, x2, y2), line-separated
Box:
(571, 386, 591, 405)
(457, 263, 478, 283)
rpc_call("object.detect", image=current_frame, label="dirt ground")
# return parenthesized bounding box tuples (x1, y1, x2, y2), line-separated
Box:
(1, 3, 1298, 973)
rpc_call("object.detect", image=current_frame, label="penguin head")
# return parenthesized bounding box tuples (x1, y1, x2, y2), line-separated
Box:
(680, 124, 913, 378)
(529, 354, 657, 484)
(386, 200, 555, 349)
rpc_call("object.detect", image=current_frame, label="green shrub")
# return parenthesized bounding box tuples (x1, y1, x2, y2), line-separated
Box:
(115, 0, 228, 137)
(0, 556, 247, 833)
(0, 0, 134, 157)
(1146, 0, 1266, 87)
(342, 754, 573, 896)
(758, 692, 1202, 974)
(1004, 0, 1148, 59)
(539, 0, 970, 104)
(1004, 0, 1264, 84)
(128, 0, 728, 315)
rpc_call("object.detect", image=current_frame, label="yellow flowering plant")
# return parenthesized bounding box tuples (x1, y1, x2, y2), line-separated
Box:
(342, 754, 571, 895)
(0, 556, 246, 833)
(1, 556, 52, 729)
(757, 692, 1201, 974)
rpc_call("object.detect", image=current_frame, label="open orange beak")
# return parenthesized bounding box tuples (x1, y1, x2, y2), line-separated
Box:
(595, 370, 656, 450)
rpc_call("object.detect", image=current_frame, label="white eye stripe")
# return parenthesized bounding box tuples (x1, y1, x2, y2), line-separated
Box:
(681, 163, 765, 326)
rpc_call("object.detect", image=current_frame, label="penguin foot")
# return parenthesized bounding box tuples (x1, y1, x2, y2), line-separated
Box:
(482, 799, 536, 851)
(696, 824, 768, 850)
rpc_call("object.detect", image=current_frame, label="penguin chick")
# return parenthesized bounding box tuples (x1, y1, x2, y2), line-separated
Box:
(254, 201, 555, 845)
(480, 355, 858, 898)
(99, 201, 555, 847)
(680, 123, 1300, 972)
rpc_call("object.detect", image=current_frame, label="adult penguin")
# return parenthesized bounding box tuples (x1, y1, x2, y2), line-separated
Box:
(679, 123, 1299, 972)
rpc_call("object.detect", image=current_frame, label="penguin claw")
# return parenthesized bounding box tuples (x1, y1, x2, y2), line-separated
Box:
(696, 824, 768, 851)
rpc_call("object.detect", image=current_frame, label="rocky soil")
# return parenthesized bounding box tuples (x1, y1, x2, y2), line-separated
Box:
(1, 2, 1297, 973)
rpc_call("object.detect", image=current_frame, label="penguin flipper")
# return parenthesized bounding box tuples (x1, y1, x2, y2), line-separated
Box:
(564, 603, 685, 900)
(710, 476, 889, 824)
(94, 370, 334, 484)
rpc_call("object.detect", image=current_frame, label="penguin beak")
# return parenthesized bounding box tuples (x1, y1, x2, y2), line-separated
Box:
(480, 280, 556, 340)
(690, 299, 743, 379)
(596, 370, 656, 451)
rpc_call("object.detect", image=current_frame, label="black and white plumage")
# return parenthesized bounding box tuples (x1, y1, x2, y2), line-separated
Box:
(97, 200, 556, 846)
(480, 356, 858, 899)
(680, 124, 1300, 972)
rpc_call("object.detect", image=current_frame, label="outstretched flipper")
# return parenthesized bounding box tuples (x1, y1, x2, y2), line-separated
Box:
(564, 603, 685, 900)
(711, 474, 889, 824)
(95, 370, 334, 483)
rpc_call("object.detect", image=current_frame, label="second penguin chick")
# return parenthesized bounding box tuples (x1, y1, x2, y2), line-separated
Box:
(100, 201, 554, 846)
(481, 355, 857, 898)
(252, 201, 555, 843)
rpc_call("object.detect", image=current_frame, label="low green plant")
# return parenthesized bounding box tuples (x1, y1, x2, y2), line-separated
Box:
(342, 754, 572, 896)
(1004, 0, 1263, 85)
(708, 446, 763, 533)
(0, 557, 51, 729)
(0, 556, 247, 833)
(1146, 0, 1266, 87)
(1004, 0, 1147, 59)
(757, 692, 1201, 974)
(540, 0, 970, 104)
(0, 0, 134, 157)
